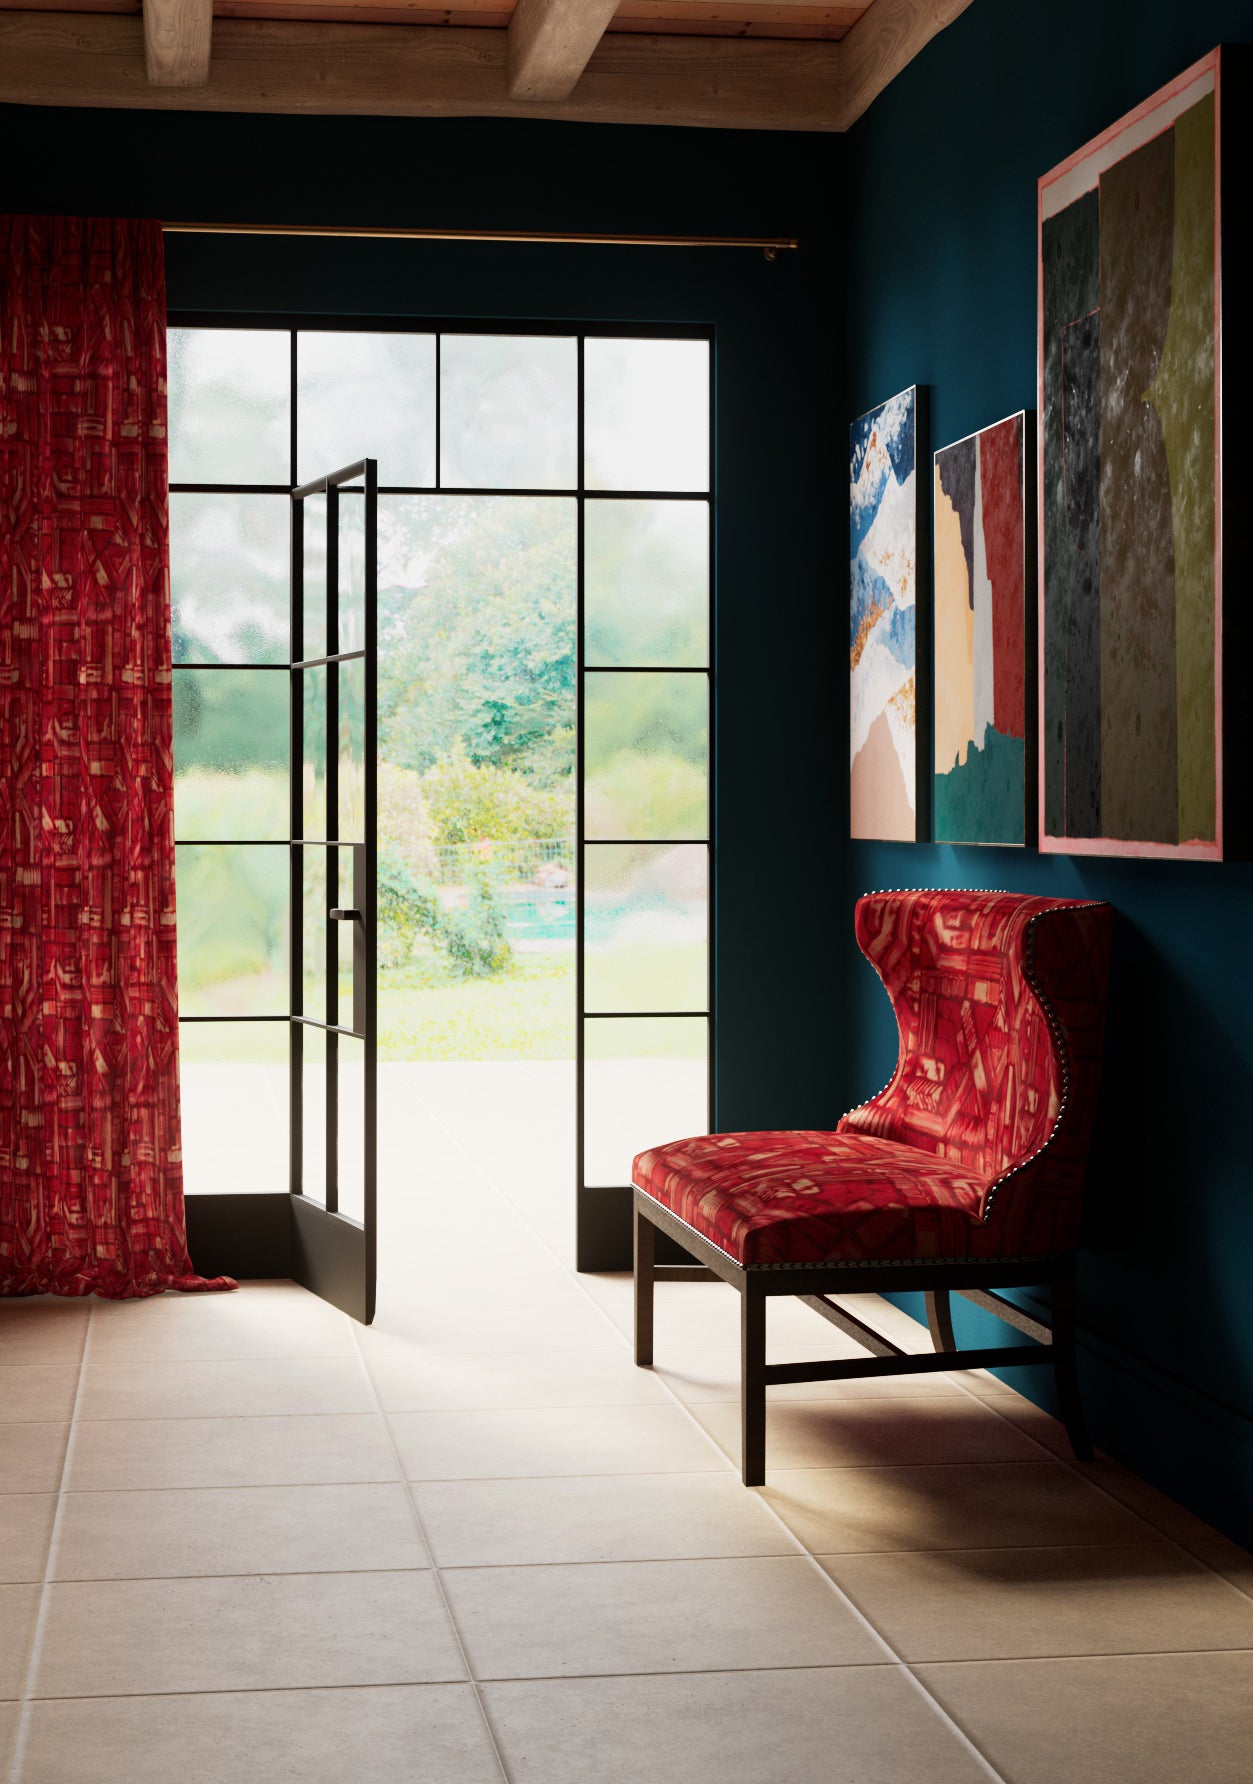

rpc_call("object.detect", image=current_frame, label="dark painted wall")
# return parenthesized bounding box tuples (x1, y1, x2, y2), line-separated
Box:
(843, 0, 1253, 1546)
(4, 0, 1251, 1549)
(0, 104, 849, 1233)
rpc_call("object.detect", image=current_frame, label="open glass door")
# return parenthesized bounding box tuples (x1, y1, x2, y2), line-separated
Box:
(289, 459, 378, 1323)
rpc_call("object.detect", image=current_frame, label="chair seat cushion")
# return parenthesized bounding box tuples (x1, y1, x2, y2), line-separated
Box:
(632, 1130, 994, 1267)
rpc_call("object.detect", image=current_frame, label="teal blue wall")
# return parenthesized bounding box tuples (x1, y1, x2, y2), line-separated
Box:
(4, 0, 1251, 1548)
(843, 0, 1253, 1547)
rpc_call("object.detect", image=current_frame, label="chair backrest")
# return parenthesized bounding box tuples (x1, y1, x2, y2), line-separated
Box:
(837, 890, 1113, 1231)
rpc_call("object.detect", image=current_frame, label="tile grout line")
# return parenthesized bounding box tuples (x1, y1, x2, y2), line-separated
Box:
(944, 1369, 1253, 1607)
(12, 1534, 1220, 1588)
(403, 1088, 1013, 1784)
(6, 1304, 94, 1784)
(23, 1644, 1253, 1705)
(343, 1318, 515, 1784)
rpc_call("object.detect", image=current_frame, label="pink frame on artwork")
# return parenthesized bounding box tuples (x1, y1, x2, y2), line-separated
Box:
(1036, 47, 1223, 860)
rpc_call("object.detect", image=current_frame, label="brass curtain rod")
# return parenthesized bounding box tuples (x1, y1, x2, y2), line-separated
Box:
(162, 221, 797, 257)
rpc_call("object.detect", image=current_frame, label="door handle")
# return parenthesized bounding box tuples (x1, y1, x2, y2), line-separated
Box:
(328, 908, 362, 922)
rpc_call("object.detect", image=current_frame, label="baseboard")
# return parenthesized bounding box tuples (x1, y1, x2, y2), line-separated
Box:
(185, 1193, 292, 1280)
(577, 1183, 704, 1272)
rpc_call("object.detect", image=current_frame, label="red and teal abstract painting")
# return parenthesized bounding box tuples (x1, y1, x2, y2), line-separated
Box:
(1039, 51, 1222, 859)
(933, 412, 1032, 847)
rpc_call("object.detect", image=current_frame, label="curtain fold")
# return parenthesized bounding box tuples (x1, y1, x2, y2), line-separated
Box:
(0, 214, 234, 1297)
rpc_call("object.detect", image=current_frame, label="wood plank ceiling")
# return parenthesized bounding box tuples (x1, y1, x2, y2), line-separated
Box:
(2, 1, 875, 36)
(0, 0, 973, 130)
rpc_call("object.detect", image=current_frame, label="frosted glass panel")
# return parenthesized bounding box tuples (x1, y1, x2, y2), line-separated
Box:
(338, 488, 366, 655)
(176, 845, 288, 1017)
(179, 1022, 288, 1196)
(583, 672, 708, 840)
(584, 844, 707, 1014)
(585, 500, 708, 668)
(168, 328, 290, 485)
(301, 845, 328, 1025)
(441, 335, 577, 489)
(302, 1023, 327, 1207)
(583, 1017, 708, 1187)
(302, 667, 327, 841)
(337, 1033, 366, 1224)
(173, 669, 289, 841)
(170, 494, 288, 665)
(584, 339, 709, 493)
(297, 331, 436, 487)
(339, 657, 366, 845)
(301, 493, 328, 663)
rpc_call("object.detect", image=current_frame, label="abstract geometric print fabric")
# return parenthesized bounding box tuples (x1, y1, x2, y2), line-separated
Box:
(0, 215, 233, 1298)
(634, 890, 1113, 1267)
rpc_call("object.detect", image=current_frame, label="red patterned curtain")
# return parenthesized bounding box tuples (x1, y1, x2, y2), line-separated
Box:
(0, 216, 233, 1298)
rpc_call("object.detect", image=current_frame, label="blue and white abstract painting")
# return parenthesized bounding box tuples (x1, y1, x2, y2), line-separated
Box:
(849, 387, 919, 840)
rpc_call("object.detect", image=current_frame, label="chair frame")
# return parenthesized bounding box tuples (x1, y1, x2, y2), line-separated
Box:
(634, 1187, 1090, 1487)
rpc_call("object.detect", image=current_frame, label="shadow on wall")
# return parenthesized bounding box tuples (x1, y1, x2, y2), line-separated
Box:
(842, 844, 1253, 1547)
(1077, 912, 1253, 1519)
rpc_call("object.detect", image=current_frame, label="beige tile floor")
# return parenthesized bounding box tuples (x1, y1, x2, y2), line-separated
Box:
(1, 1064, 1251, 1782)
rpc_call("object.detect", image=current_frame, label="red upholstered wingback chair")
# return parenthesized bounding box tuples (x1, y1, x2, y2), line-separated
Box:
(631, 889, 1114, 1485)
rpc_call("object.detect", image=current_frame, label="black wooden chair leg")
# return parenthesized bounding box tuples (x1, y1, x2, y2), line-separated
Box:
(740, 1277, 767, 1487)
(634, 1202, 655, 1367)
(1050, 1275, 1092, 1461)
(925, 1288, 956, 1353)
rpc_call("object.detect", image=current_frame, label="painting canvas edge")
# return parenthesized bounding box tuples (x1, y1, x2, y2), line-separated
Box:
(848, 381, 928, 845)
(1036, 47, 1224, 860)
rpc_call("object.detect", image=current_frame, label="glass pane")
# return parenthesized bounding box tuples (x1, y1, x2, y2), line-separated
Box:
(376, 493, 576, 780)
(302, 666, 328, 840)
(337, 1032, 366, 1225)
(338, 487, 366, 655)
(301, 492, 328, 663)
(583, 1016, 708, 1188)
(584, 339, 709, 493)
(297, 330, 436, 488)
(173, 669, 289, 842)
(168, 327, 290, 486)
(301, 845, 329, 1024)
(584, 499, 708, 668)
(176, 845, 288, 1017)
(583, 672, 708, 840)
(339, 658, 366, 846)
(301, 1022, 327, 1207)
(584, 844, 707, 1014)
(179, 1020, 288, 1195)
(170, 494, 288, 666)
(440, 335, 577, 489)
(334, 847, 357, 1030)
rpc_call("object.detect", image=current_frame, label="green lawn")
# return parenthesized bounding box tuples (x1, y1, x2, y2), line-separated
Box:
(179, 943, 707, 1065)
(379, 950, 576, 1062)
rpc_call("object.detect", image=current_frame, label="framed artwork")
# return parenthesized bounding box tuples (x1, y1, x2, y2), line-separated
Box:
(850, 384, 929, 841)
(933, 411, 1035, 847)
(1038, 49, 1226, 858)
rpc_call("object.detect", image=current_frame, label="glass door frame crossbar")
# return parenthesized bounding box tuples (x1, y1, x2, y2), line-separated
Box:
(289, 457, 378, 1233)
(168, 314, 715, 1271)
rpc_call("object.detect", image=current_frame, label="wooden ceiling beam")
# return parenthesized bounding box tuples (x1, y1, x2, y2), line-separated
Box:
(142, 0, 212, 84)
(508, 0, 619, 101)
(0, 11, 846, 129)
(831, 0, 972, 130)
(0, 0, 971, 128)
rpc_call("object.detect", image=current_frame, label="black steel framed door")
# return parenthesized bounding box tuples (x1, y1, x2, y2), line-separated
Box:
(289, 458, 378, 1323)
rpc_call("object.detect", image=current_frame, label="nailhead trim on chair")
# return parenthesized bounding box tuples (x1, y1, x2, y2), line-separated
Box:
(745, 1251, 1071, 1272)
(837, 889, 1108, 1228)
(640, 1181, 1069, 1275)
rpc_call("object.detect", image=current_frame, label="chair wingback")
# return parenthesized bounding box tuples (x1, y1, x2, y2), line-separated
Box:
(837, 889, 1113, 1255)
